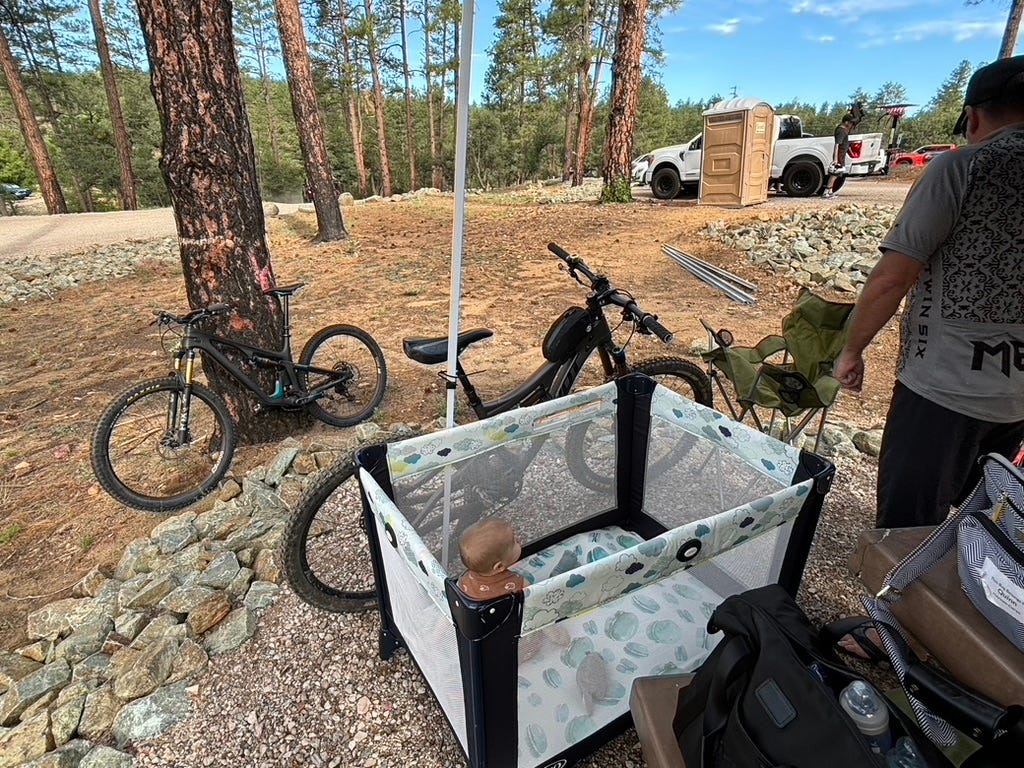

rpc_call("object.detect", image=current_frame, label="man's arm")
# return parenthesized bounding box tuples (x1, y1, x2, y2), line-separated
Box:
(834, 250, 924, 391)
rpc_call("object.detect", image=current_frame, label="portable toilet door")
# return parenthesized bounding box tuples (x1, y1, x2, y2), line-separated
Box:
(698, 98, 775, 207)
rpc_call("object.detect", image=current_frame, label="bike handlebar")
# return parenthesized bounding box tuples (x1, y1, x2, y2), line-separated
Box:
(154, 303, 233, 327)
(547, 242, 673, 344)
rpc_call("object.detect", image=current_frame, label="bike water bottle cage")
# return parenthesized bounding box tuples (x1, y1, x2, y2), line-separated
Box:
(542, 306, 592, 362)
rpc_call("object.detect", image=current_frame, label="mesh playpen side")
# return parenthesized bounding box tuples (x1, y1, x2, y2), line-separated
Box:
(356, 375, 834, 768)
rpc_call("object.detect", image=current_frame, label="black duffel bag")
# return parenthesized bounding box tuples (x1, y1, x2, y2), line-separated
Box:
(672, 584, 955, 768)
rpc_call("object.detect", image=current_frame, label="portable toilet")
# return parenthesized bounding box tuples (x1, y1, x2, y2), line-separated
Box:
(698, 98, 775, 207)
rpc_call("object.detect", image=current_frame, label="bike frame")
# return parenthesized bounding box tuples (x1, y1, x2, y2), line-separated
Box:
(458, 296, 628, 421)
(171, 294, 340, 411)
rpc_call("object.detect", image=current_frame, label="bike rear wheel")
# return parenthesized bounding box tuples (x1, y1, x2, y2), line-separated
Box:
(564, 357, 712, 492)
(91, 378, 236, 513)
(279, 457, 377, 613)
(299, 325, 387, 427)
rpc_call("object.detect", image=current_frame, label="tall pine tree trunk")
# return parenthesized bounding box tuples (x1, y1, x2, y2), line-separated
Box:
(399, 0, 418, 191)
(136, 0, 298, 442)
(422, 0, 443, 189)
(275, 0, 346, 240)
(363, 0, 393, 197)
(335, 0, 370, 198)
(88, 0, 137, 210)
(0, 26, 67, 214)
(601, 0, 646, 201)
(1000, 0, 1023, 59)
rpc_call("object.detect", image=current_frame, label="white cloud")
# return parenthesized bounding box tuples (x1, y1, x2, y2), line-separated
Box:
(857, 19, 1003, 48)
(791, 0, 926, 20)
(812, 34, 836, 44)
(707, 18, 741, 35)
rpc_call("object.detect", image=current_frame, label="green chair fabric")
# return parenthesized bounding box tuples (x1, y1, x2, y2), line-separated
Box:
(701, 289, 855, 440)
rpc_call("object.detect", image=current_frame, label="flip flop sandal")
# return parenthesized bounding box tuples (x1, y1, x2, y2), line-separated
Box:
(821, 615, 889, 665)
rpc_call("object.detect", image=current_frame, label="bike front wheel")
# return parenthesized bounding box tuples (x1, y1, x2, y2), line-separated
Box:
(91, 378, 236, 513)
(564, 357, 712, 492)
(299, 325, 387, 427)
(279, 457, 377, 613)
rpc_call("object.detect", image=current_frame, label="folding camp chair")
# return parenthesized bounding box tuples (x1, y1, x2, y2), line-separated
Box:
(700, 289, 855, 453)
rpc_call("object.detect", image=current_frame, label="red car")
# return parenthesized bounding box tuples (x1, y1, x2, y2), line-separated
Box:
(889, 144, 957, 167)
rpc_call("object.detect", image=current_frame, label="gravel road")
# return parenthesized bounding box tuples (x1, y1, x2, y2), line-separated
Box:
(1, 178, 910, 263)
(0, 203, 305, 261)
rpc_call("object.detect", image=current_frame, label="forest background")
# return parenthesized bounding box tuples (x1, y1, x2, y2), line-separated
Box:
(0, 0, 984, 212)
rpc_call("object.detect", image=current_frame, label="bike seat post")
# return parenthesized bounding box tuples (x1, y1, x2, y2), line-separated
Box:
(279, 292, 293, 352)
(455, 359, 486, 418)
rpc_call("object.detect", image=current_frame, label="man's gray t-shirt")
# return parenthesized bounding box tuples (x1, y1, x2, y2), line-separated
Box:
(879, 124, 1024, 422)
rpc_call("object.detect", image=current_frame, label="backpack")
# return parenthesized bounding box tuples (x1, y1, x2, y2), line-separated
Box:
(672, 584, 955, 768)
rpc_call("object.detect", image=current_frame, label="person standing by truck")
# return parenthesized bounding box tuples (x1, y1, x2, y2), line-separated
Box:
(823, 113, 855, 198)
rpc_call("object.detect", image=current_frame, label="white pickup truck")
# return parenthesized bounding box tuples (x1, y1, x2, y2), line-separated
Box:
(640, 114, 885, 198)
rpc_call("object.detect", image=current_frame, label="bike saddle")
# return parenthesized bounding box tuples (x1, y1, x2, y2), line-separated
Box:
(403, 329, 493, 364)
(264, 282, 305, 297)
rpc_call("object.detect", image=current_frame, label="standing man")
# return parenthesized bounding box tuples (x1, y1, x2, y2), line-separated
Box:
(834, 55, 1024, 529)
(822, 113, 855, 198)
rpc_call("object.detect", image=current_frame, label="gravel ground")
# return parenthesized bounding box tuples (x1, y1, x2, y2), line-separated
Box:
(121, 455, 884, 768)
(4, 187, 901, 767)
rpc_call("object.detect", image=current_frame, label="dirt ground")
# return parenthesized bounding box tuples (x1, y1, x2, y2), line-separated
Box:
(0, 177, 912, 650)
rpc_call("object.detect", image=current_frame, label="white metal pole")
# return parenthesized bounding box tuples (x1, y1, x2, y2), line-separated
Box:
(441, 0, 476, 568)
(445, 0, 476, 430)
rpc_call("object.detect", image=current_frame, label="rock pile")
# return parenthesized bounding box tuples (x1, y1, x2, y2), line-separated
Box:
(701, 204, 899, 293)
(0, 239, 180, 304)
(0, 423, 414, 768)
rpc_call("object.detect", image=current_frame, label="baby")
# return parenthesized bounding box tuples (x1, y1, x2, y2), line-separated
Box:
(457, 518, 525, 600)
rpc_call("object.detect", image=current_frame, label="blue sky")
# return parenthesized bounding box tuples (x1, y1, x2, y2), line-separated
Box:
(465, 0, 1013, 113)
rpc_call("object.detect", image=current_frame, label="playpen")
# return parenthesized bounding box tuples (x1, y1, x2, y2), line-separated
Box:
(355, 374, 834, 768)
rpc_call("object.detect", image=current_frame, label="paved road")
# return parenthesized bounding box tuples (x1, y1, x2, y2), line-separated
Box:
(0, 203, 304, 261)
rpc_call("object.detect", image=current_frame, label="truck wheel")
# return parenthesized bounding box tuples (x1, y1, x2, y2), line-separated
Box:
(781, 161, 824, 198)
(650, 168, 681, 200)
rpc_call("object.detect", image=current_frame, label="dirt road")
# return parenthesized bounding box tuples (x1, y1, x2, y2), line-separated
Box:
(0, 203, 305, 260)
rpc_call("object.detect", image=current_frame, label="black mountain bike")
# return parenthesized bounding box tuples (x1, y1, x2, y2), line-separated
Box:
(280, 243, 713, 613)
(91, 283, 387, 513)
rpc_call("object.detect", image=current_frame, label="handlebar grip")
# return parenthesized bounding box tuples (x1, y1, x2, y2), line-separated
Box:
(642, 315, 674, 344)
(207, 303, 232, 314)
(548, 242, 572, 262)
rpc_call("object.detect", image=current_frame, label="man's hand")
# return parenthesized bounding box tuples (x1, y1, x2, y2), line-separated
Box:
(835, 348, 864, 392)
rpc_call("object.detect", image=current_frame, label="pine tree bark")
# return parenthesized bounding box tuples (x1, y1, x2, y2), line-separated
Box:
(1000, 0, 1023, 59)
(275, 0, 347, 240)
(136, 0, 299, 442)
(0, 25, 67, 214)
(88, 0, 138, 210)
(601, 0, 646, 195)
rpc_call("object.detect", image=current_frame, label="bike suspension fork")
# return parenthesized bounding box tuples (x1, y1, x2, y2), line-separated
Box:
(171, 349, 198, 442)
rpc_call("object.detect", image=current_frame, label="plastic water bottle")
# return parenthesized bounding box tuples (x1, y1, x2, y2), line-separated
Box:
(839, 680, 893, 754)
(885, 736, 927, 768)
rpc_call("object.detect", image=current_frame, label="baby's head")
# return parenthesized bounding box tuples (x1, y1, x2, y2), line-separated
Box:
(459, 518, 521, 576)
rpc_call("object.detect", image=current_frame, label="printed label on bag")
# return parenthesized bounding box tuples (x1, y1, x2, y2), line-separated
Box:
(980, 557, 1024, 623)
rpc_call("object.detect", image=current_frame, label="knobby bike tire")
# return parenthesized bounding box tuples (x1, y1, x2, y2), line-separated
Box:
(279, 457, 377, 613)
(299, 325, 387, 428)
(91, 377, 236, 513)
(563, 357, 712, 493)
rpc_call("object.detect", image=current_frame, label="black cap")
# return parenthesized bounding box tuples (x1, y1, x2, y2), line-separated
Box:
(954, 55, 1024, 136)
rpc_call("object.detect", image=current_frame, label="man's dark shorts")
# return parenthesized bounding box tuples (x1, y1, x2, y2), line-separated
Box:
(876, 382, 1024, 528)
